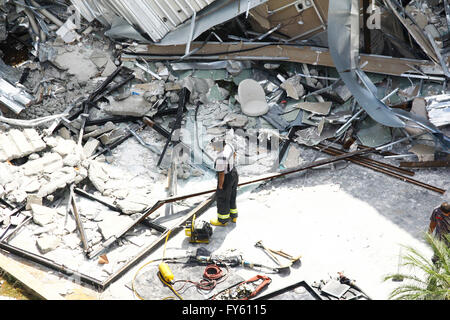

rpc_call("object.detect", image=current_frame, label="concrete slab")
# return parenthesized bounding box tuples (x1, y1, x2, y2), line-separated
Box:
(0, 129, 46, 162)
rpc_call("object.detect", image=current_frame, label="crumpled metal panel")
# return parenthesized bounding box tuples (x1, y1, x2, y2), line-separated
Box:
(0, 79, 34, 114)
(327, 0, 450, 152)
(71, 0, 218, 42)
(424, 95, 450, 128)
(158, 0, 268, 46)
(327, 0, 405, 128)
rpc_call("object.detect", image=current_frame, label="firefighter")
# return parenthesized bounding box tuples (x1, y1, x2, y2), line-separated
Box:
(210, 137, 239, 226)
(428, 202, 450, 246)
(428, 202, 450, 265)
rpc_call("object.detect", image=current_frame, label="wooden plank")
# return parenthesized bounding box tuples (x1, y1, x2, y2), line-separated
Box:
(123, 42, 442, 78)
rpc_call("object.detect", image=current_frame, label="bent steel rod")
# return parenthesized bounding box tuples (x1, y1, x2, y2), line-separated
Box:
(313, 146, 446, 195)
(317, 143, 416, 177)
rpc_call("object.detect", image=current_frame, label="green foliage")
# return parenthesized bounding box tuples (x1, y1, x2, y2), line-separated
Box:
(384, 233, 450, 300)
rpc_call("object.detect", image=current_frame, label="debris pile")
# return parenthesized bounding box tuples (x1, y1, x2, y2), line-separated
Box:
(0, 0, 449, 299)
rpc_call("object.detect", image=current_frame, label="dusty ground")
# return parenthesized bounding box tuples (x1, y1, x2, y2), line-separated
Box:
(93, 131, 448, 300)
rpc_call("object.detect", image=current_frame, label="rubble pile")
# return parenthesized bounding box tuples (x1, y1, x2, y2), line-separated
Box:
(0, 0, 448, 299)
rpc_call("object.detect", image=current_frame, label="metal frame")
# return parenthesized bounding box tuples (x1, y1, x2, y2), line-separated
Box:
(0, 193, 216, 292)
(254, 280, 323, 300)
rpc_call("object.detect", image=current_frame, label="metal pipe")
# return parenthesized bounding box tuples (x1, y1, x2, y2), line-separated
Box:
(69, 185, 90, 254)
(74, 188, 120, 212)
(23, 8, 39, 35)
(2, 216, 32, 242)
(30, 0, 63, 27)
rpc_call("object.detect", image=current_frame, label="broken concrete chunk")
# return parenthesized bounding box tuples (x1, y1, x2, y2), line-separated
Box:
(101, 59, 118, 77)
(83, 138, 100, 159)
(99, 128, 127, 146)
(63, 233, 82, 250)
(284, 145, 302, 168)
(58, 127, 72, 140)
(281, 76, 305, 100)
(98, 215, 133, 240)
(83, 122, 117, 140)
(36, 234, 61, 254)
(20, 177, 41, 193)
(116, 199, 148, 215)
(207, 84, 229, 102)
(31, 203, 57, 226)
(103, 95, 152, 117)
(53, 49, 98, 83)
(89, 50, 111, 68)
(165, 82, 182, 91)
(0, 129, 46, 162)
(226, 113, 248, 128)
(37, 167, 77, 198)
(87, 160, 109, 193)
(52, 136, 77, 157)
(63, 152, 82, 167)
(26, 194, 42, 210)
(7, 189, 27, 204)
(56, 16, 80, 43)
(22, 153, 63, 177)
(0, 162, 16, 186)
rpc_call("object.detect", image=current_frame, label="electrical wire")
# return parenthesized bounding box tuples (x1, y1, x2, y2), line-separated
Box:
(162, 229, 172, 261)
(131, 258, 157, 300)
(132, 229, 178, 300)
(171, 262, 229, 295)
(158, 271, 183, 300)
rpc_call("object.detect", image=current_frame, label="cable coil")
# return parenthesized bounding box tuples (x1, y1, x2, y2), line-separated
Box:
(203, 264, 223, 280)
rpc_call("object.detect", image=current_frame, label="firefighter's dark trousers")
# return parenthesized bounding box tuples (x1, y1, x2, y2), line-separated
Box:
(216, 167, 239, 224)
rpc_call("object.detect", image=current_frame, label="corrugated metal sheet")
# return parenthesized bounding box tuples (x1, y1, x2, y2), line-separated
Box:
(71, 0, 218, 42)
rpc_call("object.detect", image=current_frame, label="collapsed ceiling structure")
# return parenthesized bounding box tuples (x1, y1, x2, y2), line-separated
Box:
(0, 0, 449, 300)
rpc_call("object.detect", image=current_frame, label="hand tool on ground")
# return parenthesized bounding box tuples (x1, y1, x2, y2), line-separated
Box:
(255, 240, 301, 267)
(189, 248, 290, 274)
(255, 240, 282, 265)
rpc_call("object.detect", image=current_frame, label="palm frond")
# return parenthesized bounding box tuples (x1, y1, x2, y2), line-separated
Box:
(385, 232, 450, 300)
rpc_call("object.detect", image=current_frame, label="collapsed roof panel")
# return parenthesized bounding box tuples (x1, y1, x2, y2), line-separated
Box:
(70, 0, 266, 44)
(328, 0, 450, 152)
(71, 0, 218, 42)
